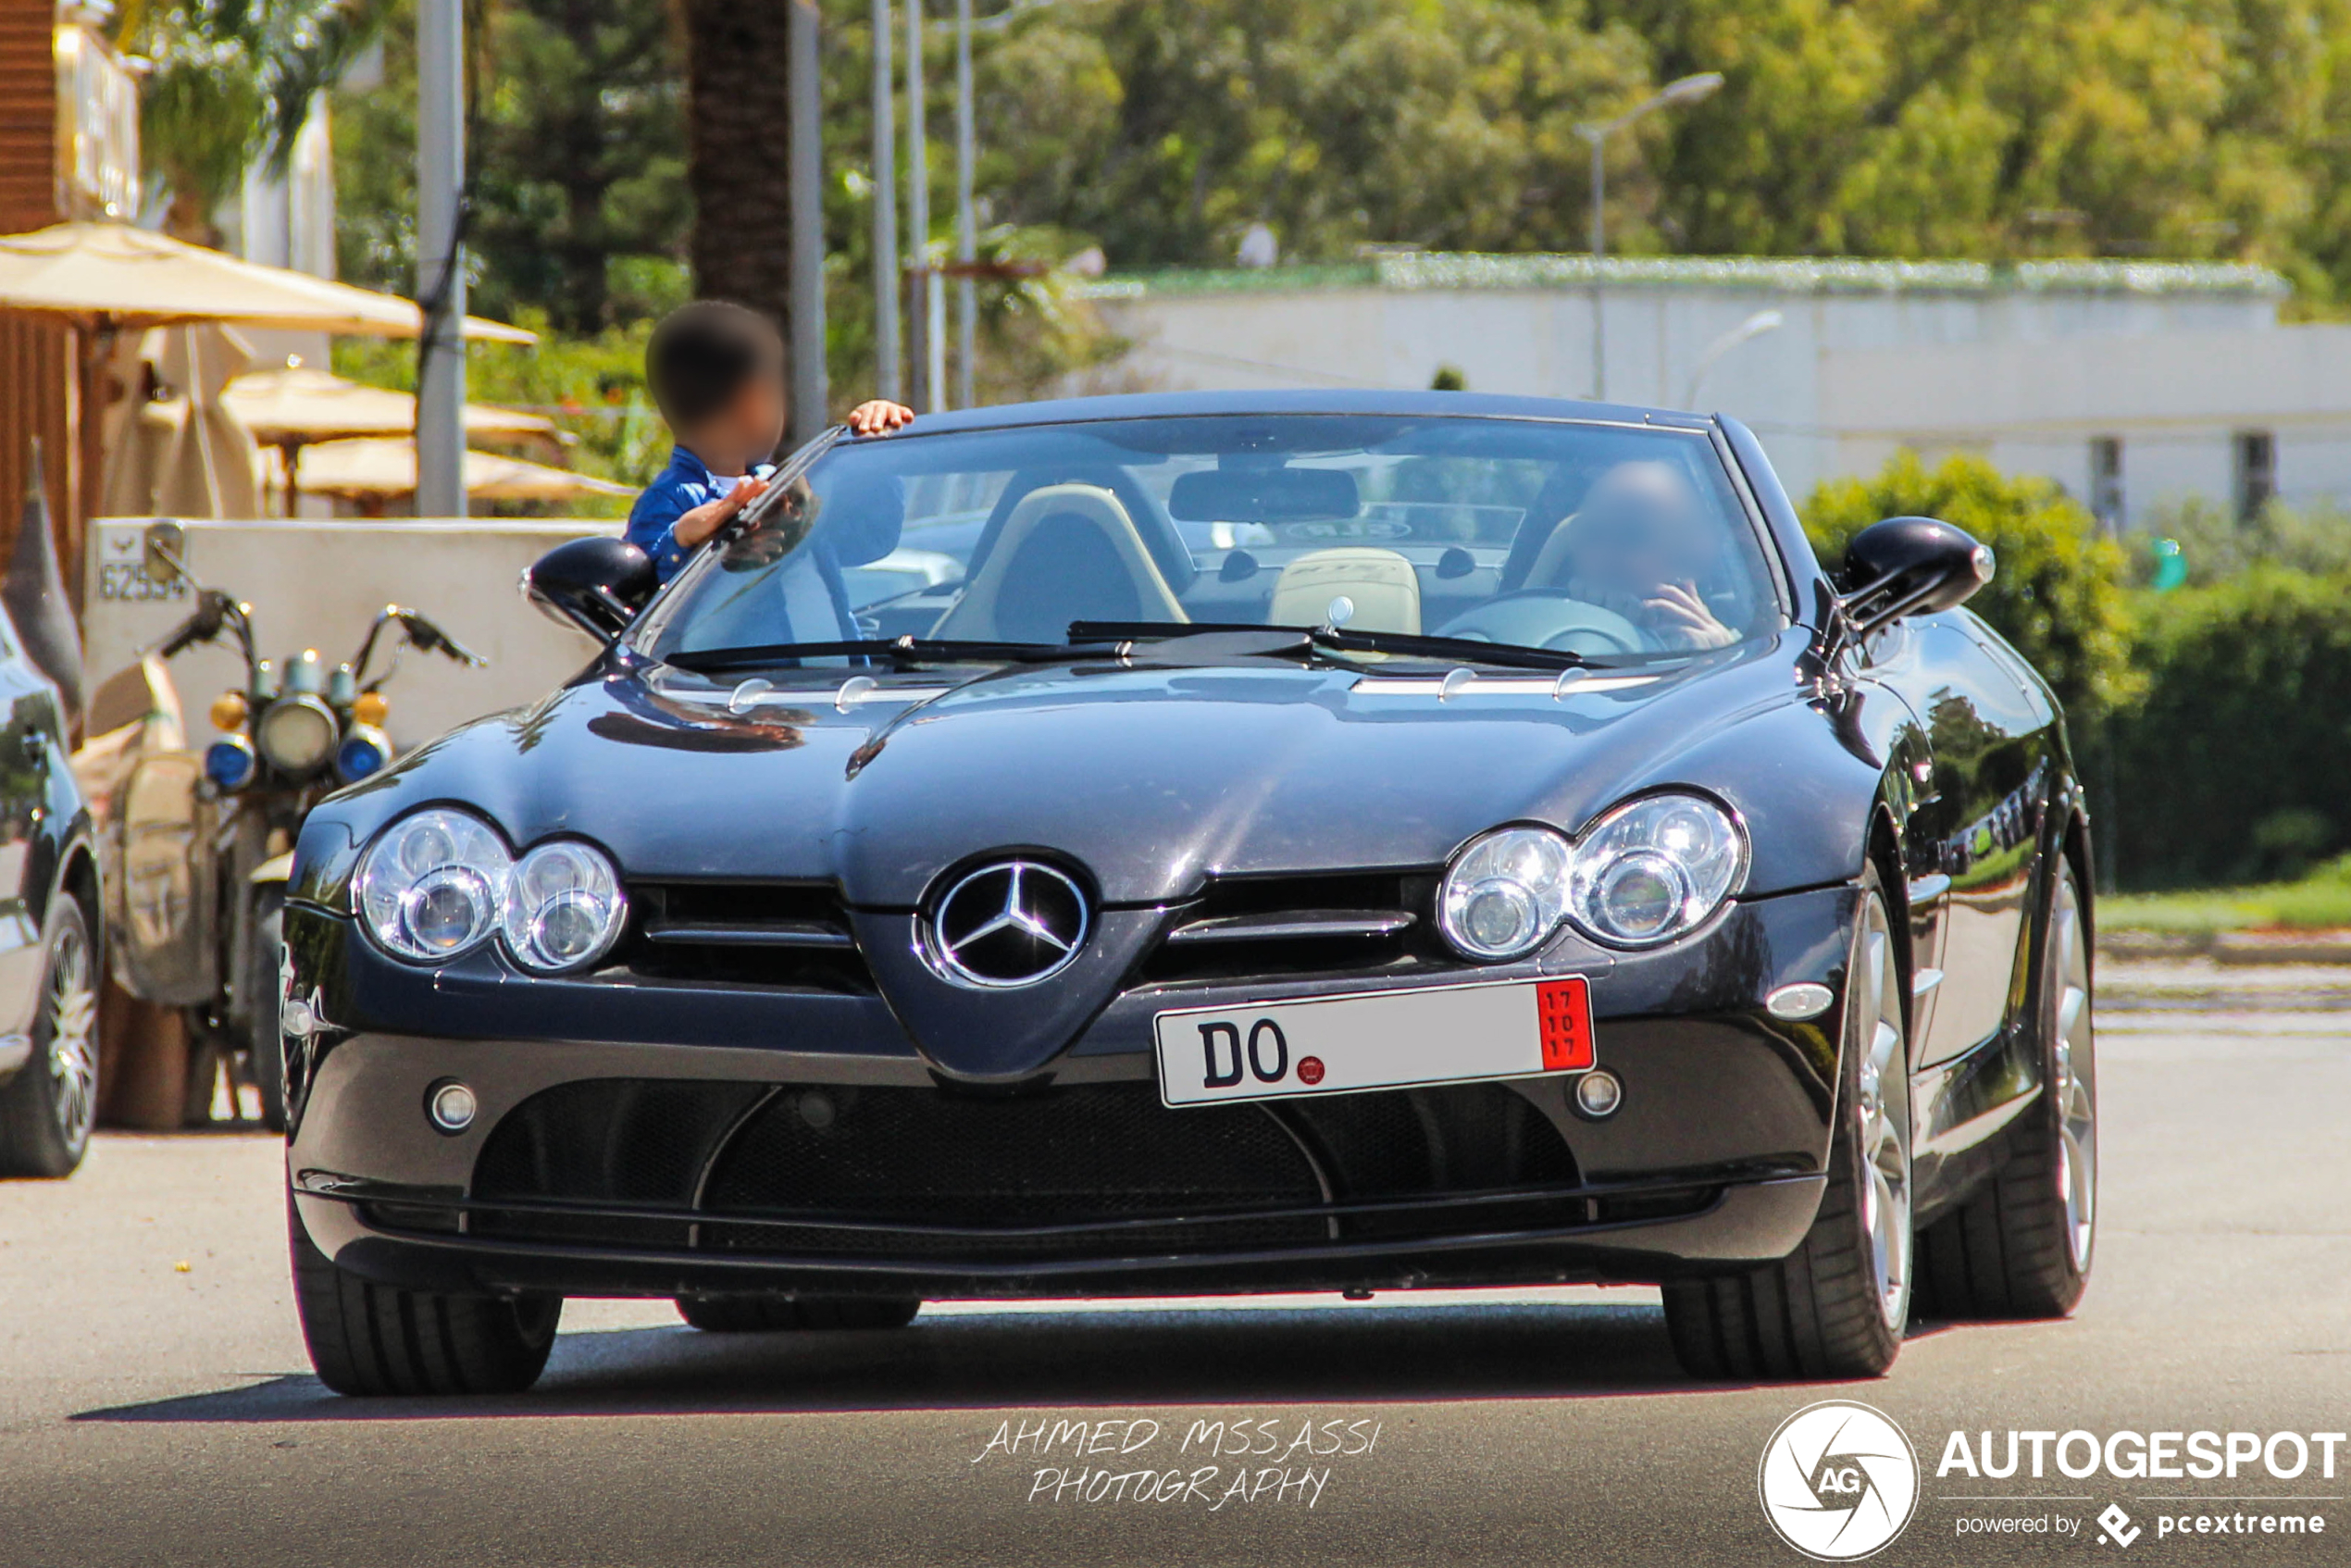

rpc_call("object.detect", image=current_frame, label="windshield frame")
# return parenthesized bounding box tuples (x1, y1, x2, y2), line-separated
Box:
(624, 409, 1797, 665)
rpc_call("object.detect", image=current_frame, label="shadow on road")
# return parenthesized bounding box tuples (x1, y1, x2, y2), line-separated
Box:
(69, 1296, 1827, 1423)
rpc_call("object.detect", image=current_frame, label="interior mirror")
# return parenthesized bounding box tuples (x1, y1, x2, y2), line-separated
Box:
(1167, 467, 1359, 524)
(1836, 516, 1995, 636)
(524, 537, 658, 642)
(142, 520, 188, 585)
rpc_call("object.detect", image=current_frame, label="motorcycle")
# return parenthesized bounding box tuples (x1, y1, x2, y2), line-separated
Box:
(109, 520, 484, 1128)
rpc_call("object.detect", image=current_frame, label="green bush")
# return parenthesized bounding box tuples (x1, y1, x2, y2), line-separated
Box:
(1802, 451, 2141, 722)
(2106, 569, 2351, 889)
(2130, 495, 2351, 588)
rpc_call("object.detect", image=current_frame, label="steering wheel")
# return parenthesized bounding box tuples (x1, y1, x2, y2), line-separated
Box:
(1433, 591, 1646, 657)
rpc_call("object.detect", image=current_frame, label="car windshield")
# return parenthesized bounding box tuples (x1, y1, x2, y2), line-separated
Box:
(631, 414, 1784, 665)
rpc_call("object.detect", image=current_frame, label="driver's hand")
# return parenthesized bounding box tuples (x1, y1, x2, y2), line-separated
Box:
(673, 476, 770, 549)
(1637, 580, 1738, 650)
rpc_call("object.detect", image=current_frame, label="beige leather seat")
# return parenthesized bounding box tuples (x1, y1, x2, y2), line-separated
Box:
(1266, 547, 1422, 635)
(930, 483, 1188, 642)
(1522, 513, 1580, 589)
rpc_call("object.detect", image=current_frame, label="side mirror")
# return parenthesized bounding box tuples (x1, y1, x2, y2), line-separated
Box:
(523, 537, 657, 642)
(1836, 516, 1995, 637)
(143, 520, 189, 585)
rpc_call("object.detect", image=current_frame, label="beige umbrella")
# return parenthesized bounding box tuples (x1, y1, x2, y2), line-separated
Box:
(0, 222, 535, 341)
(223, 367, 565, 513)
(295, 437, 631, 508)
(0, 221, 536, 526)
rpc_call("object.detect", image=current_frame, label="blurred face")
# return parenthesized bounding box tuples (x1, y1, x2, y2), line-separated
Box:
(720, 373, 789, 467)
(1569, 461, 1712, 594)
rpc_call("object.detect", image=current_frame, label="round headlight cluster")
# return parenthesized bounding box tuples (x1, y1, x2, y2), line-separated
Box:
(256, 694, 340, 776)
(1438, 793, 1748, 960)
(355, 807, 626, 973)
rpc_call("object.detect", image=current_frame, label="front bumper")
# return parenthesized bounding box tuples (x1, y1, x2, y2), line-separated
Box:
(284, 885, 1857, 1300)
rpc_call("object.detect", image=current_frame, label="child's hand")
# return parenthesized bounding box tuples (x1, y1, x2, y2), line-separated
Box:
(671, 475, 770, 550)
(846, 400, 914, 436)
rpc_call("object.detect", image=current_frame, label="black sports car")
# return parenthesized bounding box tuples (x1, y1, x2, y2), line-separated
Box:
(280, 391, 2097, 1395)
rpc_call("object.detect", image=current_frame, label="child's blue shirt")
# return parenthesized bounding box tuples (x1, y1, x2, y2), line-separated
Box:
(624, 445, 774, 582)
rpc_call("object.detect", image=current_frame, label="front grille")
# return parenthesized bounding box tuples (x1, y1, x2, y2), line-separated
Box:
(1138, 870, 1456, 986)
(617, 880, 874, 993)
(451, 1076, 1598, 1265)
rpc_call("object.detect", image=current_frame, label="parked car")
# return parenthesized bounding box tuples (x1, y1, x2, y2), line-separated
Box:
(0, 607, 102, 1177)
(279, 391, 2096, 1394)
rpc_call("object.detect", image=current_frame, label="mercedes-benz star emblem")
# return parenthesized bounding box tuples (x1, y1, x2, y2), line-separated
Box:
(925, 861, 1091, 988)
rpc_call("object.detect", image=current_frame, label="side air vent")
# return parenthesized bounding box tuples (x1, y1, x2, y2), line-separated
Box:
(619, 881, 873, 992)
(1138, 870, 1454, 987)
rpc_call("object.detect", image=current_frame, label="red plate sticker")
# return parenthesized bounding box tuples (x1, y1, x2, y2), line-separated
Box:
(1536, 977, 1595, 1072)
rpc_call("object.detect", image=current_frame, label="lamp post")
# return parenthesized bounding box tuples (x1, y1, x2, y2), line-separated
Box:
(1574, 71, 1723, 402)
(954, 0, 976, 410)
(1681, 307, 1783, 409)
(871, 0, 901, 402)
(415, 0, 466, 516)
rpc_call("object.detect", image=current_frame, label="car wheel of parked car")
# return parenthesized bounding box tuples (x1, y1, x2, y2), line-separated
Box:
(1662, 874, 1912, 1380)
(1913, 859, 2096, 1320)
(290, 1197, 562, 1395)
(675, 1294, 922, 1333)
(247, 886, 287, 1133)
(0, 898, 100, 1178)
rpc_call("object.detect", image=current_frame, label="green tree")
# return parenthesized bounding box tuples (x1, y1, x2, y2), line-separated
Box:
(1803, 450, 2141, 721)
(123, 0, 385, 240)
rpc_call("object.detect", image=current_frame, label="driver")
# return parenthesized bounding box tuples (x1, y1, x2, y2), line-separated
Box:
(1556, 461, 1741, 651)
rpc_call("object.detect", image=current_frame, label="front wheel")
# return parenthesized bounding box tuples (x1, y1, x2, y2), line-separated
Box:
(291, 1198, 562, 1396)
(1913, 859, 2096, 1319)
(0, 898, 100, 1177)
(245, 885, 287, 1133)
(1663, 876, 1913, 1380)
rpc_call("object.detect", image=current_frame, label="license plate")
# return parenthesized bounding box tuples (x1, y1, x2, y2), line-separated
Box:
(1153, 977, 1595, 1108)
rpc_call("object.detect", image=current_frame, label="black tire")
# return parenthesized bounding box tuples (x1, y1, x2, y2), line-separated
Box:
(0, 897, 100, 1178)
(676, 1294, 921, 1333)
(1913, 859, 2096, 1320)
(290, 1197, 562, 1396)
(1663, 873, 1913, 1380)
(246, 886, 287, 1133)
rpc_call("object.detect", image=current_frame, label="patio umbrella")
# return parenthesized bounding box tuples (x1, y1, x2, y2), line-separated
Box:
(294, 438, 631, 507)
(223, 367, 564, 511)
(0, 222, 536, 528)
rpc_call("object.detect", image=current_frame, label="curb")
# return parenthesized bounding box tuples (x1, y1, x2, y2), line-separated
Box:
(2098, 928, 2351, 966)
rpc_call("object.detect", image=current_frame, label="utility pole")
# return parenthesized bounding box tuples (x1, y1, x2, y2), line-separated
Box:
(870, 0, 901, 402)
(788, 0, 828, 442)
(905, 0, 938, 412)
(415, 0, 466, 516)
(954, 0, 976, 410)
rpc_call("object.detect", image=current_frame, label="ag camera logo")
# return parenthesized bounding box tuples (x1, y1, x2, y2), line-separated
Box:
(1759, 1401, 1921, 1561)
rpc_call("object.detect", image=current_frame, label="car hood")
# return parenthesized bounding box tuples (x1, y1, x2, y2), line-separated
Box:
(317, 631, 1840, 911)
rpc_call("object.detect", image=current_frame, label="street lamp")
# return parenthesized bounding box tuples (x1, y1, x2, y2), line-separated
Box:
(1575, 70, 1723, 401)
(1681, 307, 1783, 409)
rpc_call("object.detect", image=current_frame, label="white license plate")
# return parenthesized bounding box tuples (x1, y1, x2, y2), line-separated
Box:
(1153, 977, 1595, 1108)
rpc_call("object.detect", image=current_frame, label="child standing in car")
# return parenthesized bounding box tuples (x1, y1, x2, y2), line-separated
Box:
(626, 301, 913, 582)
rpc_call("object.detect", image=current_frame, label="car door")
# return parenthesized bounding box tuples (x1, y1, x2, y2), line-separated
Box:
(1872, 611, 2059, 1068)
(0, 612, 56, 1039)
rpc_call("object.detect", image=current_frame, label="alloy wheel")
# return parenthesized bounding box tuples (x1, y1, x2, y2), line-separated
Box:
(45, 919, 97, 1150)
(1854, 900, 1912, 1331)
(2048, 873, 2096, 1273)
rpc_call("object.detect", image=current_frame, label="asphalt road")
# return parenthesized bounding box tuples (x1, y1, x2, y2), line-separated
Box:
(0, 1002, 2345, 1567)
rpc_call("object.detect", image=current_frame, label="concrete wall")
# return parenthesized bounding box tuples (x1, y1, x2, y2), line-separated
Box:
(83, 517, 608, 751)
(1088, 258, 2289, 511)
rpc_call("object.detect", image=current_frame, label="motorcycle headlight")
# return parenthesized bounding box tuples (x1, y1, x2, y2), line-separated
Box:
(1567, 793, 1748, 948)
(356, 808, 513, 963)
(335, 723, 395, 784)
(204, 735, 257, 791)
(1438, 826, 1574, 961)
(255, 694, 339, 776)
(501, 840, 627, 974)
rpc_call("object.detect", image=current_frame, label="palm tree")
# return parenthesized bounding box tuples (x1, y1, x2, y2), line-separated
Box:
(120, 0, 386, 242)
(678, 0, 794, 329)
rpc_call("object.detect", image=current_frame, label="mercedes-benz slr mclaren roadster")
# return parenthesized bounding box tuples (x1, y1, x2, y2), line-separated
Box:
(280, 392, 2097, 1395)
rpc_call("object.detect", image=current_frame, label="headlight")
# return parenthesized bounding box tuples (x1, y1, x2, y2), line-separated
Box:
(1567, 793, 1748, 947)
(335, 723, 394, 784)
(1438, 826, 1574, 961)
(204, 735, 257, 790)
(356, 808, 513, 963)
(501, 840, 627, 973)
(255, 694, 339, 776)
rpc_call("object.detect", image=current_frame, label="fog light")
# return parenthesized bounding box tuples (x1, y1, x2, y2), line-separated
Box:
(1574, 1068, 1623, 1119)
(426, 1079, 477, 1134)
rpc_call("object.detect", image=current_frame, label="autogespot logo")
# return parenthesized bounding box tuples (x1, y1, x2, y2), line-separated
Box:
(1759, 1401, 1921, 1562)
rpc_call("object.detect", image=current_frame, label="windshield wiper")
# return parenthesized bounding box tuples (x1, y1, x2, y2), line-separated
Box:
(665, 636, 1118, 676)
(1066, 620, 1598, 674)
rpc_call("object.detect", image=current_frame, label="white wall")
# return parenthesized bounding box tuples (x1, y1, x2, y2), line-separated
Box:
(83, 518, 607, 752)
